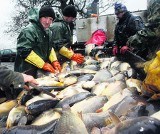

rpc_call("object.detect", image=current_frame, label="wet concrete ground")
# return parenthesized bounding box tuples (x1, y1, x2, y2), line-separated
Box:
(1, 62, 14, 71)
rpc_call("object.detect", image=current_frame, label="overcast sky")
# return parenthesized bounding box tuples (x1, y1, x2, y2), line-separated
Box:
(0, 0, 147, 50)
(101, 0, 147, 14)
(0, 0, 16, 49)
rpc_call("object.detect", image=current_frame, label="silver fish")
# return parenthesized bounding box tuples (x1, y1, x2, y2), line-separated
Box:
(53, 105, 88, 134)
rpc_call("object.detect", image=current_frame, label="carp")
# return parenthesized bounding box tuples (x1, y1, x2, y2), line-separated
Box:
(0, 100, 17, 118)
(92, 69, 112, 82)
(77, 74, 94, 82)
(55, 92, 96, 108)
(2, 119, 57, 134)
(31, 109, 61, 125)
(83, 64, 100, 71)
(71, 96, 108, 114)
(91, 82, 109, 96)
(36, 77, 64, 86)
(107, 116, 160, 134)
(57, 82, 88, 99)
(126, 78, 143, 93)
(97, 88, 133, 112)
(6, 105, 26, 128)
(26, 99, 59, 115)
(82, 111, 110, 133)
(59, 75, 78, 86)
(100, 81, 126, 99)
(82, 81, 96, 90)
(53, 105, 88, 134)
(57, 69, 97, 81)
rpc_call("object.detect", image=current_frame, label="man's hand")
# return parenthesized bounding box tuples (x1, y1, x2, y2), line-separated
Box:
(120, 46, 130, 54)
(52, 61, 61, 72)
(22, 73, 38, 85)
(42, 63, 55, 73)
(112, 45, 118, 55)
(71, 53, 84, 64)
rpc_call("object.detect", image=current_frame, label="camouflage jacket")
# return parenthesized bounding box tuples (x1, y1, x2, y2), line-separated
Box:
(114, 11, 144, 47)
(128, 0, 160, 59)
(0, 66, 24, 89)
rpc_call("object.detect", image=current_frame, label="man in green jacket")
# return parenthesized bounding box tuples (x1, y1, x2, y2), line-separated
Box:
(14, 6, 61, 77)
(50, 5, 84, 64)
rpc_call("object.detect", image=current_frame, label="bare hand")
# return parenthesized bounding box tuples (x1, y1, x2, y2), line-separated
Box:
(22, 73, 38, 85)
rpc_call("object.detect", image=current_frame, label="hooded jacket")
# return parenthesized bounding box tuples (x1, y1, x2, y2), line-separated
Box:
(50, 17, 72, 63)
(14, 8, 53, 76)
(114, 11, 144, 47)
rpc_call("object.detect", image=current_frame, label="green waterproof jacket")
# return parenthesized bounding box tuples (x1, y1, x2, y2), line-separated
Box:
(14, 8, 53, 76)
(50, 17, 72, 63)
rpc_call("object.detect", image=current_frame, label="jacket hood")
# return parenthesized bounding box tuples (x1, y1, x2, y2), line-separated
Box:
(28, 7, 40, 23)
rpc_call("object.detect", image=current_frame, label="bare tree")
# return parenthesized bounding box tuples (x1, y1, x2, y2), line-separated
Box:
(6, 0, 122, 35)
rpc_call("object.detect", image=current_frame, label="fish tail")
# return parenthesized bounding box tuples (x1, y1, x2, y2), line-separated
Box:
(96, 108, 103, 113)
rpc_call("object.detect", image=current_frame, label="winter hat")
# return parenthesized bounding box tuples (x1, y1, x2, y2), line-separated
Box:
(39, 6, 55, 19)
(114, 3, 127, 14)
(62, 5, 77, 18)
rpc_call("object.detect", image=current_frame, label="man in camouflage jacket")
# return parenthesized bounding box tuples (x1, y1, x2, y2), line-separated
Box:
(0, 66, 37, 99)
(128, 0, 160, 60)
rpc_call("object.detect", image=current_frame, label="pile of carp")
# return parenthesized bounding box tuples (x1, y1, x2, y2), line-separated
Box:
(1, 55, 160, 134)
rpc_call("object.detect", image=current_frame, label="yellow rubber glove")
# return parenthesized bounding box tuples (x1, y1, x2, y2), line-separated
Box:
(59, 46, 84, 64)
(25, 50, 55, 73)
(59, 46, 74, 59)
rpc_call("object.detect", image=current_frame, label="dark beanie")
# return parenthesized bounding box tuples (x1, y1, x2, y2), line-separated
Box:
(62, 5, 77, 18)
(114, 3, 127, 14)
(39, 6, 55, 19)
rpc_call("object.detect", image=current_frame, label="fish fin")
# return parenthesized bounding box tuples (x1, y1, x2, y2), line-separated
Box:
(108, 111, 121, 125)
(54, 108, 63, 114)
(25, 107, 30, 114)
(91, 127, 101, 134)
(101, 126, 111, 133)
(6, 119, 12, 129)
(18, 116, 27, 126)
(96, 108, 103, 113)
(77, 111, 83, 120)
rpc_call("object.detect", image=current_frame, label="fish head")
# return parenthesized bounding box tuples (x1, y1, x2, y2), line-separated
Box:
(110, 116, 160, 134)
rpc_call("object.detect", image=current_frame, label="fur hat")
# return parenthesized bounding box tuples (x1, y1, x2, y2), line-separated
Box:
(62, 5, 77, 17)
(39, 6, 55, 19)
(114, 3, 127, 14)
